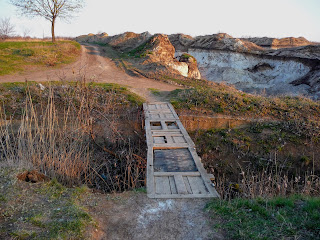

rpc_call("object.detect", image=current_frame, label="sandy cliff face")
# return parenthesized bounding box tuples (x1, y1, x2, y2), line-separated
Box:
(184, 49, 311, 95)
(171, 33, 320, 98)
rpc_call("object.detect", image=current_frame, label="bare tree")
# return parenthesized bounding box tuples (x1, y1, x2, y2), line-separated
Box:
(22, 27, 32, 38)
(0, 18, 15, 40)
(10, 0, 84, 42)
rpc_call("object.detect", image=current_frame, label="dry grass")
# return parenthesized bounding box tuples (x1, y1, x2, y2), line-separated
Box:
(0, 84, 91, 185)
(0, 41, 81, 75)
(191, 122, 320, 200)
(0, 80, 146, 190)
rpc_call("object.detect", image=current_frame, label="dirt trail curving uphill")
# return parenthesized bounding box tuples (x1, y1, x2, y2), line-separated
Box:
(0, 44, 180, 102)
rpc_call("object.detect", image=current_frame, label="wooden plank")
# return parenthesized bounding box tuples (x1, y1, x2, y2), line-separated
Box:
(167, 103, 180, 119)
(183, 176, 193, 194)
(150, 121, 162, 130)
(173, 136, 186, 143)
(152, 132, 184, 137)
(188, 176, 209, 194)
(175, 120, 195, 147)
(154, 136, 166, 144)
(188, 147, 219, 197)
(174, 175, 188, 194)
(165, 135, 173, 144)
(149, 194, 214, 199)
(155, 176, 171, 195)
(153, 143, 189, 149)
(144, 102, 220, 198)
(146, 148, 155, 198)
(169, 176, 177, 194)
(165, 113, 175, 119)
(153, 172, 201, 177)
(160, 121, 168, 130)
(153, 149, 197, 172)
(149, 104, 156, 110)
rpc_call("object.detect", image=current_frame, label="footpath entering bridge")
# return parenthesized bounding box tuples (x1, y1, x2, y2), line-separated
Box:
(144, 102, 219, 198)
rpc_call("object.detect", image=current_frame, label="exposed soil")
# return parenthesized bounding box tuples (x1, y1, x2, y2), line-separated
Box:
(17, 170, 49, 183)
(0, 44, 181, 102)
(83, 191, 224, 240)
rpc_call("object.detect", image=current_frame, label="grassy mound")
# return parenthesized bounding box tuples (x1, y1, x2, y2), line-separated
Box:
(170, 84, 320, 122)
(0, 41, 81, 75)
(0, 167, 93, 239)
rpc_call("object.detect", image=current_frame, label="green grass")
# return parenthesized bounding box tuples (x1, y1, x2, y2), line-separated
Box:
(0, 41, 81, 75)
(127, 41, 151, 58)
(170, 85, 320, 123)
(207, 195, 320, 240)
(148, 88, 161, 96)
(0, 167, 94, 240)
(0, 81, 144, 118)
(88, 82, 145, 105)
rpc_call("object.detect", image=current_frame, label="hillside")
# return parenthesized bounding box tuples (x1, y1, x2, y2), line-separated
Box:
(0, 33, 319, 239)
(77, 32, 320, 99)
(0, 41, 81, 75)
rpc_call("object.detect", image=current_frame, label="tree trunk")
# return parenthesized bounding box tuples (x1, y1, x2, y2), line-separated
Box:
(51, 18, 56, 43)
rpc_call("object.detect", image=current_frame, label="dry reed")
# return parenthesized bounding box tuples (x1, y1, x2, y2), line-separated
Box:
(0, 80, 146, 191)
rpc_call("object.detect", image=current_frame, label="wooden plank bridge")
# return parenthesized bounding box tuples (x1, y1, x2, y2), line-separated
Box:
(144, 102, 220, 198)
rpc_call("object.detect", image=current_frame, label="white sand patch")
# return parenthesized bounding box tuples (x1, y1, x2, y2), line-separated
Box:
(137, 199, 174, 228)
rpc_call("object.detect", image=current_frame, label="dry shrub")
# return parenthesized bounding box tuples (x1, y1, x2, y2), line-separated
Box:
(214, 159, 320, 200)
(192, 119, 320, 200)
(0, 80, 146, 191)
(0, 85, 91, 186)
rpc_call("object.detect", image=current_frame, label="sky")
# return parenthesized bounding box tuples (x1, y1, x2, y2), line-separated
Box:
(0, 0, 319, 41)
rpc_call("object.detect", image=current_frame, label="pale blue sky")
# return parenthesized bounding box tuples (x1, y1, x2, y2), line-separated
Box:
(0, 0, 319, 41)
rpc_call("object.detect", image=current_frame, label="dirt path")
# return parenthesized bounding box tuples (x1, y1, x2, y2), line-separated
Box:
(0, 44, 180, 102)
(85, 191, 224, 240)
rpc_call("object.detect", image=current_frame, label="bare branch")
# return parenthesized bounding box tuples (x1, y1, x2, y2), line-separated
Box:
(10, 0, 84, 42)
(0, 18, 15, 40)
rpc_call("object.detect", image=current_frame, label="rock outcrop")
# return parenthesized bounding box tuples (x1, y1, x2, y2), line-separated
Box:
(76, 32, 152, 52)
(190, 33, 264, 52)
(168, 34, 194, 52)
(130, 34, 200, 79)
(169, 33, 264, 53)
(76, 32, 109, 43)
(241, 37, 312, 49)
(179, 53, 201, 79)
(265, 45, 320, 60)
(142, 34, 176, 62)
(106, 31, 152, 52)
